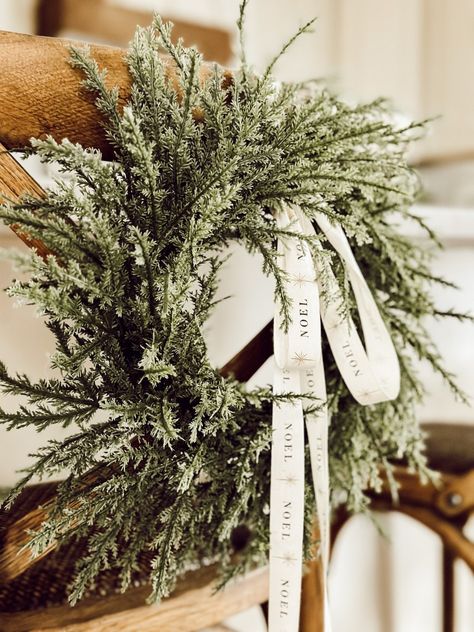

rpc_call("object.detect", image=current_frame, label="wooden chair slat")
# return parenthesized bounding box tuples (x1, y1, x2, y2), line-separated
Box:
(0, 31, 130, 158)
(0, 565, 268, 632)
(0, 141, 52, 256)
(220, 321, 273, 382)
(0, 31, 230, 159)
(36, 0, 234, 66)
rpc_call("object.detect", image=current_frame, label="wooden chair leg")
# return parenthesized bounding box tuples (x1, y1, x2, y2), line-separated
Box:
(299, 557, 325, 632)
(260, 600, 269, 627)
(260, 557, 325, 631)
(442, 547, 456, 632)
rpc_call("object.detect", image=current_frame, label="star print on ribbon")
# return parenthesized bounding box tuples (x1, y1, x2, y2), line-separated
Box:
(268, 206, 400, 632)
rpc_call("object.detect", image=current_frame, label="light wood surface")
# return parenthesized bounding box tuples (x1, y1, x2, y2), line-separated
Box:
(0, 565, 269, 632)
(36, 0, 233, 65)
(199, 625, 237, 632)
(0, 31, 229, 159)
(300, 525, 325, 632)
(0, 31, 131, 158)
(0, 141, 52, 257)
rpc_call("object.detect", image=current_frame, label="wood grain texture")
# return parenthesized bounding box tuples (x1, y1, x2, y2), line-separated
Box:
(36, 0, 234, 65)
(0, 565, 268, 632)
(0, 142, 52, 257)
(371, 500, 474, 571)
(0, 147, 44, 202)
(299, 527, 325, 632)
(0, 31, 230, 159)
(0, 481, 60, 583)
(0, 31, 131, 158)
(220, 320, 273, 381)
(0, 466, 113, 582)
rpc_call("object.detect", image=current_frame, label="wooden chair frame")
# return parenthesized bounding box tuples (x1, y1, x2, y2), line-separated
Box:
(35, 0, 233, 65)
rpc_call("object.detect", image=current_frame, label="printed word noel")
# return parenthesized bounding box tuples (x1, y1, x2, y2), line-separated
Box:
(342, 340, 362, 377)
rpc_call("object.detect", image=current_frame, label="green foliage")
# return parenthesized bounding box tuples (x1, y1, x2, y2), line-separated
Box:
(0, 7, 465, 603)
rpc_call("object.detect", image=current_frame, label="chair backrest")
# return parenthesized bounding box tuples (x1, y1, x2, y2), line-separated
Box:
(0, 31, 234, 158)
(36, 0, 234, 65)
(331, 422, 474, 632)
(1, 31, 130, 157)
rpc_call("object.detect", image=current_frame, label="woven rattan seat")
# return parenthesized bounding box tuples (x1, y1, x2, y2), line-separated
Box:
(0, 481, 154, 613)
(0, 482, 260, 617)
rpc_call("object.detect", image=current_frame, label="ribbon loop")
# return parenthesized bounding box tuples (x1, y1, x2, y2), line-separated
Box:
(306, 211, 400, 405)
(273, 209, 321, 372)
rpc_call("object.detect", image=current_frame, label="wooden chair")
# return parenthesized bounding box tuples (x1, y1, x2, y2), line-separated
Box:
(332, 422, 474, 632)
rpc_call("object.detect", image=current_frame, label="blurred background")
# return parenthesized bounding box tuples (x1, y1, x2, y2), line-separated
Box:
(0, 1, 473, 631)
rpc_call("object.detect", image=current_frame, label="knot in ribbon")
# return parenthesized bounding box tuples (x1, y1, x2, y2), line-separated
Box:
(268, 206, 400, 632)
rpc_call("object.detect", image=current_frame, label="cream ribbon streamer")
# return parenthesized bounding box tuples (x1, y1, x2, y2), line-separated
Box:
(269, 206, 400, 632)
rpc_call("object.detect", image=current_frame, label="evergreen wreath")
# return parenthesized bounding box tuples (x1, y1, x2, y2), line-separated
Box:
(0, 6, 466, 604)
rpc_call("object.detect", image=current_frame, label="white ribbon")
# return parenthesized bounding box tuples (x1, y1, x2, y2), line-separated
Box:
(268, 206, 400, 632)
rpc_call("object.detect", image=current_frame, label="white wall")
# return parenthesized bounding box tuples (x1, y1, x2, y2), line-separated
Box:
(0, 0, 35, 33)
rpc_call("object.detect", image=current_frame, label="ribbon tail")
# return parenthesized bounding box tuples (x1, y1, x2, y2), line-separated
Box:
(302, 360, 330, 570)
(269, 366, 305, 632)
(302, 361, 332, 632)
